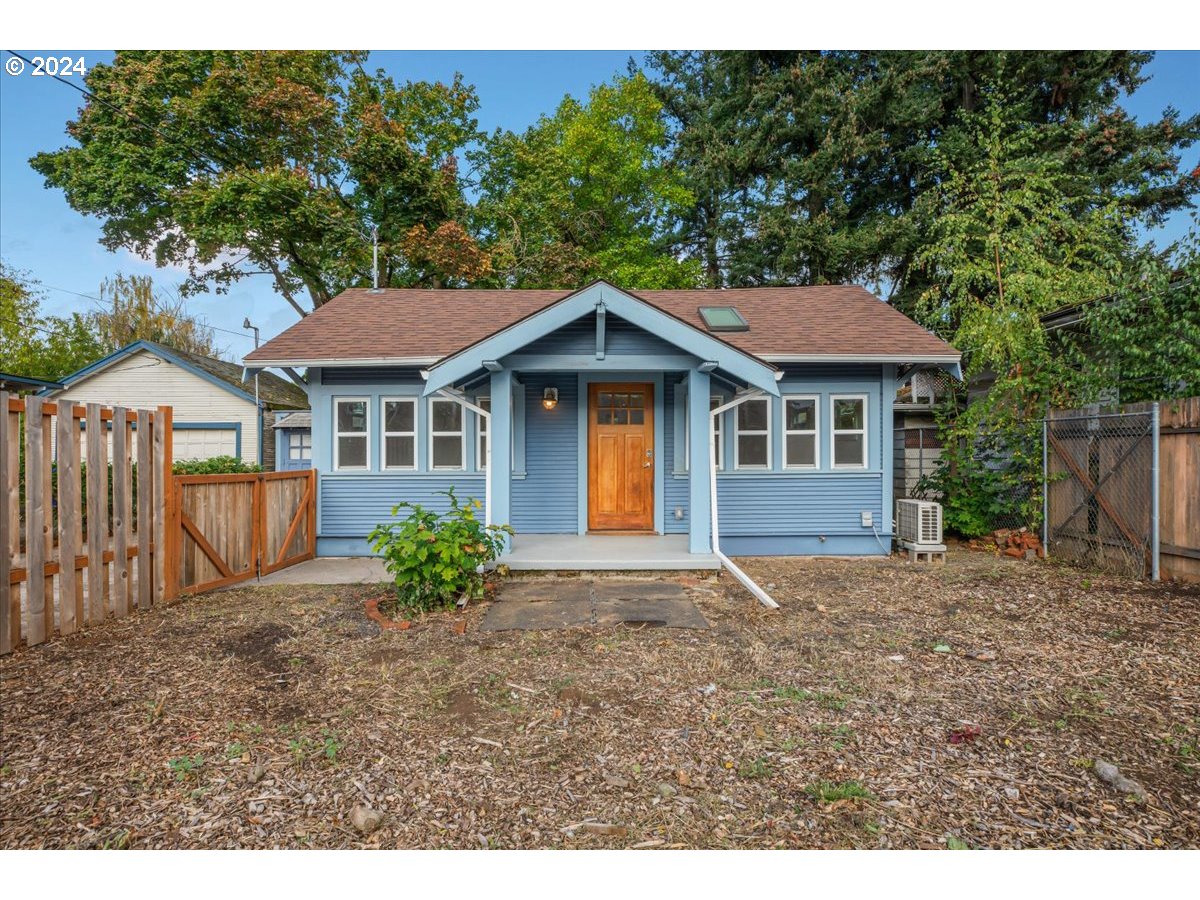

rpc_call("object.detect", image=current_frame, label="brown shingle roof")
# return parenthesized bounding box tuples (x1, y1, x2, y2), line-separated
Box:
(244, 284, 956, 365)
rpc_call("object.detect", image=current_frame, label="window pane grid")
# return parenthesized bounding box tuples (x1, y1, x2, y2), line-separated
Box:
(430, 398, 465, 470)
(334, 398, 369, 471)
(784, 395, 818, 468)
(734, 397, 770, 469)
(382, 397, 416, 470)
(831, 395, 868, 468)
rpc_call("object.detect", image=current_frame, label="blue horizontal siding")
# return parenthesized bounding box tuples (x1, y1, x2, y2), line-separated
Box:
(518, 312, 681, 357)
(511, 375, 578, 532)
(320, 474, 485, 537)
(716, 474, 883, 536)
(663, 380, 688, 533)
(321, 366, 424, 385)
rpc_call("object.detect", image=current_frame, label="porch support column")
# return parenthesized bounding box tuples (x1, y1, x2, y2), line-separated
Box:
(489, 369, 514, 548)
(687, 367, 713, 554)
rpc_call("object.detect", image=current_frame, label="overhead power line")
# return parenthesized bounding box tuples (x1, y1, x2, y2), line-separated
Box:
(4, 50, 371, 273)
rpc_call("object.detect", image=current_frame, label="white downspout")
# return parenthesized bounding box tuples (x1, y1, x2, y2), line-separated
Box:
(434, 389, 492, 526)
(710, 390, 779, 610)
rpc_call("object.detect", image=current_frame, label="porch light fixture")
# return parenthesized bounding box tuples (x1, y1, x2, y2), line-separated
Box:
(542, 387, 559, 410)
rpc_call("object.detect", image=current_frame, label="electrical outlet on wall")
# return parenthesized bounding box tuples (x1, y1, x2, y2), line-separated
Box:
(861, 511, 873, 527)
(675, 507, 685, 520)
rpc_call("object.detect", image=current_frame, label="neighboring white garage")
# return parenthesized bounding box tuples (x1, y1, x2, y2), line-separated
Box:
(43, 340, 308, 467)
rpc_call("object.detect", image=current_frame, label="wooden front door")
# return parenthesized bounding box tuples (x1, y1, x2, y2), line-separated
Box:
(588, 383, 654, 532)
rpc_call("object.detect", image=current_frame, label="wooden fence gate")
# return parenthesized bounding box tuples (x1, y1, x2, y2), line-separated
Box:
(175, 470, 315, 594)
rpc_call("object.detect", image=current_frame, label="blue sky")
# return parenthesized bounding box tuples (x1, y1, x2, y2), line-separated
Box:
(2, 49, 1197, 359)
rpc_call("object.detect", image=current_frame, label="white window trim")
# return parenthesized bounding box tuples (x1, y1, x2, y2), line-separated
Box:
(682, 393, 726, 472)
(783, 393, 820, 470)
(734, 396, 772, 470)
(333, 396, 370, 472)
(476, 396, 490, 472)
(380, 396, 418, 471)
(830, 393, 869, 469)
(428, 397, 466, 471)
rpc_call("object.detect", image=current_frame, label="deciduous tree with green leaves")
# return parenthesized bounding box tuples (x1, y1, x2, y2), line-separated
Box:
(473, 74, 701, 289)
(0, 264, 104, 383)
(31, 51, 488, 316)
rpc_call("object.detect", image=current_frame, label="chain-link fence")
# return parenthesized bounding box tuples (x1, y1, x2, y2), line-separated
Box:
(1044, 405, 1158, 579)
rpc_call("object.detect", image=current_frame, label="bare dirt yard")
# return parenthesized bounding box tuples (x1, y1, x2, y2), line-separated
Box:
(1, 553, 1197, 849)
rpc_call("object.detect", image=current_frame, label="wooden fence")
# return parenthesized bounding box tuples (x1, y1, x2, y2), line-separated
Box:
(175, 469, 315, 594)
(1, 393, 174, 654)
(3, 394, 317, 654)
(1140, 397, 1200, 582)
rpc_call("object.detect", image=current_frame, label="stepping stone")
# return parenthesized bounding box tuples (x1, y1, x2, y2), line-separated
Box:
(497, 580, 591, 603)
(479, 600, 593, 631)
(591, 580, 686, 601)
(593, 599, 709, 630)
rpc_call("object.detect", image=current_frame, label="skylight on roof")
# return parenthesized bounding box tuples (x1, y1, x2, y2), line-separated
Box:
(698, 306, 749, 332)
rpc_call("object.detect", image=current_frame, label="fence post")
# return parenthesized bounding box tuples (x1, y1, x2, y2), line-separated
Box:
(1042, 417, 1049, 557)
(0, 392, 14, 654)
(1151, 402, 1160, 582)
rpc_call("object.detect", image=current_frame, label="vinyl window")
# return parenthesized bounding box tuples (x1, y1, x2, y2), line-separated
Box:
(381, 397, 417, 470)
(333, 398, 369, 471)
(429, 398, 465, 470)
(831, 394, 868, 468)
(734, 397, 770, 469)
(783, 395, 819, 468)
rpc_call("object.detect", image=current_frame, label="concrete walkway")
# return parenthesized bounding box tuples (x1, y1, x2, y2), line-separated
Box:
(479, 578, 710, 631)
(253, 557, 390, 585)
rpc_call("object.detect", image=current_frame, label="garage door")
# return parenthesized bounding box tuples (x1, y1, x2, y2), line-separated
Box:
(173, 427, 239, 461)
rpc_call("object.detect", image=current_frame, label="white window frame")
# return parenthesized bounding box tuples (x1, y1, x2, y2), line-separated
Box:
(783, 394, 820, 470)
(476, 396, 490, 472)
(333, 396, 370, 472)
(428, 397, 466, 471)
(710, 395, 725, 471)
(830, 393, 869, 469)
(734, 396, 772, 470)
(381, 396, 418, 471)
(288, 430, 312, 461)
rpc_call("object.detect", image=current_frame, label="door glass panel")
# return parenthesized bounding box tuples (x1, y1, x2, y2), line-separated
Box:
(613, 409, 628, 425)
(630, 392, 644, 408)
(629, 409, 644, 425)
(616, 393, 629, 408)
(598, 392, 613, 407)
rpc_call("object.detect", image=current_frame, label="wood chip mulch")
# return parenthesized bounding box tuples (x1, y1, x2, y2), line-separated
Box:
(1, 553, 1197, 849)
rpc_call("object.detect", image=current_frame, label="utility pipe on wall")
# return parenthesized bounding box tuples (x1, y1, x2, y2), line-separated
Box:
(710, 389, 779, 610)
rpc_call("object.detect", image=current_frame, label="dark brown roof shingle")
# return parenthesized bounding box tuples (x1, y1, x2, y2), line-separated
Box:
(244, 284, 956, 365)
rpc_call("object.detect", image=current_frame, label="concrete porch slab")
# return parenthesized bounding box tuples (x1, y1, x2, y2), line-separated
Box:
(498, 534, 720, 571)
(253, 557, 390, 586)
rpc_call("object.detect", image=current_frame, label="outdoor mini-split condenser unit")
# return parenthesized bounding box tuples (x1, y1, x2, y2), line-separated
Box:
(895, 498, 944, 546)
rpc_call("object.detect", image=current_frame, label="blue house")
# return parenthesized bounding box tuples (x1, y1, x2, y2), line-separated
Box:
(244, 281, 960, 571)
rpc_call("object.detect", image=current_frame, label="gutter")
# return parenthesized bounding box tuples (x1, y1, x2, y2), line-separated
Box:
(709, 390, 780, 610)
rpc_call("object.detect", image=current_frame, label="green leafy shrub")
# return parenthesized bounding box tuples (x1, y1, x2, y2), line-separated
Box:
(368, 488, 513, 613)
(172, 455, 262, 475)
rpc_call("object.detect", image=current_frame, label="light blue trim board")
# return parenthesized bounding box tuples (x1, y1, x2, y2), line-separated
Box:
(687, 367, 713, 553)
(489, 369, 514, 545)
(423, 281, 779, 397)
(501, 354, 700, 372)
(595, 303, 606, 360)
